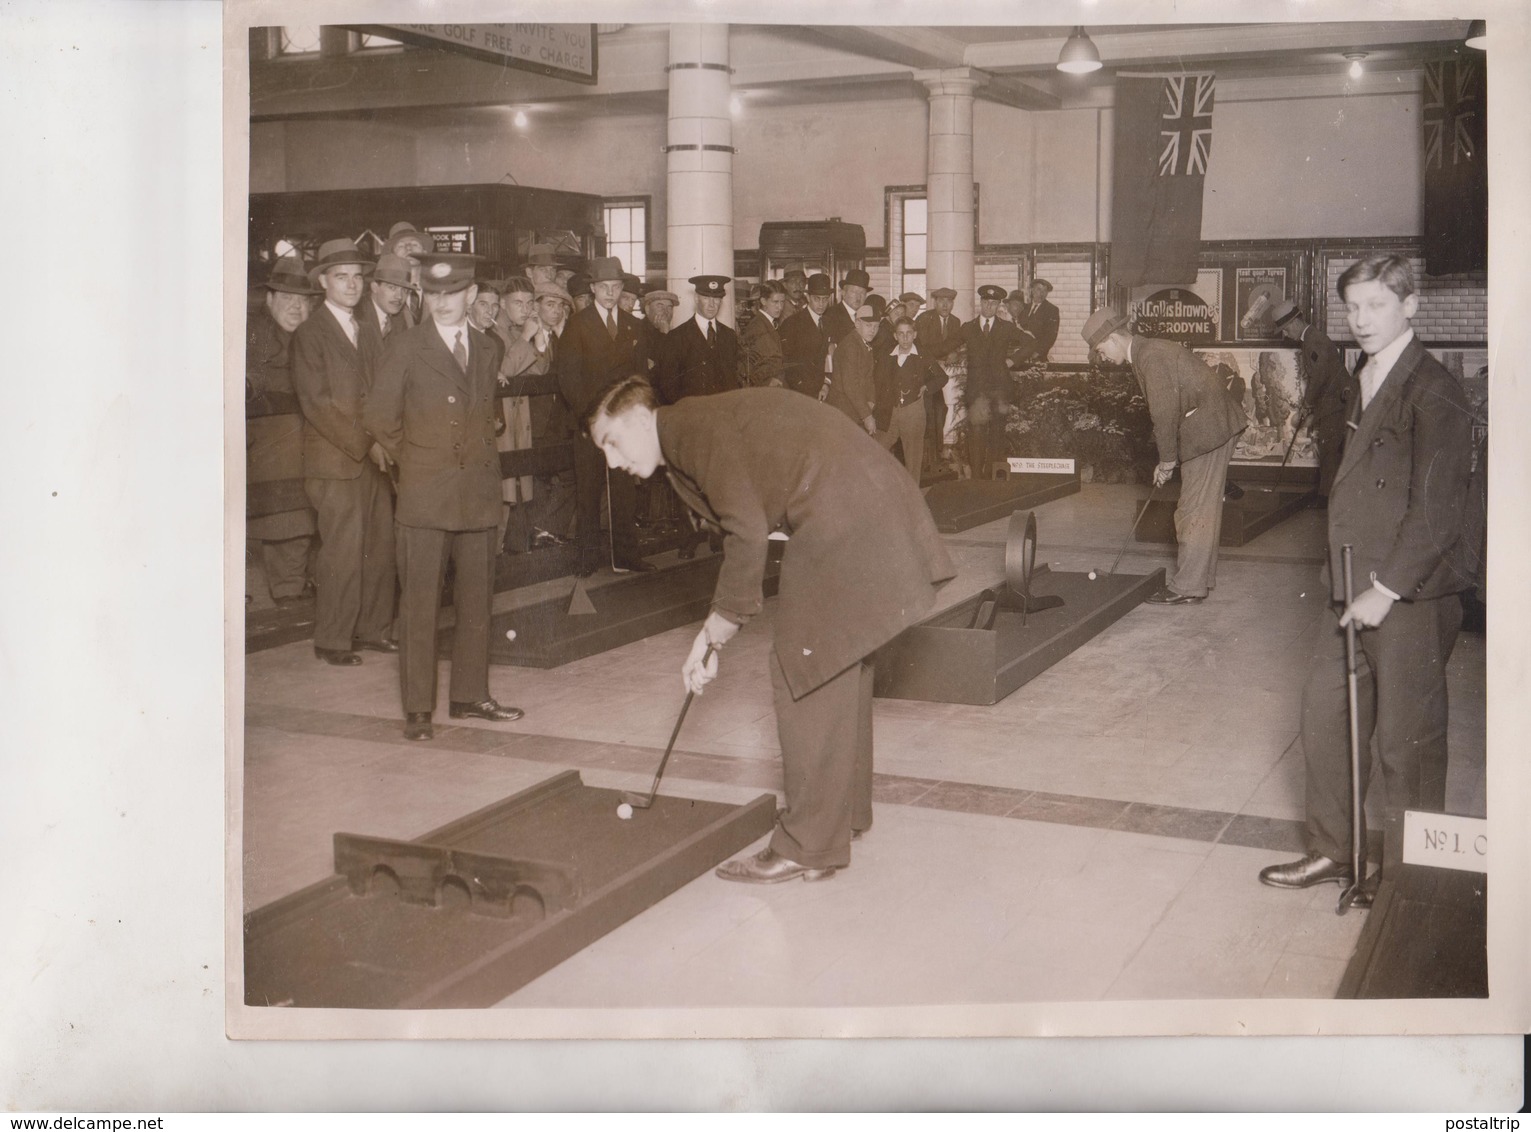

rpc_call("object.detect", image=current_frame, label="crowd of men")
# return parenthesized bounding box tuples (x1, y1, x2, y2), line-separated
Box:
(247, 225, 1477, 902)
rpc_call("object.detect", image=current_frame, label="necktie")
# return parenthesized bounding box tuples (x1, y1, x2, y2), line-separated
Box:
(453, 330, 468, 372)
(983, 319, 991, 334)
(346, 311, 360, 347)
(1359, 358, 1380, 410)
(606, 310, 618, 341)
(381, 311, 391, 338)
(706, 321, 717, 349)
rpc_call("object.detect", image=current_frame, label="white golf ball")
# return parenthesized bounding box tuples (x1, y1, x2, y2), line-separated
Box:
(616, 803, 633, 820)
(505, 629, 517, 640)
(1088, 570, 1098, 580)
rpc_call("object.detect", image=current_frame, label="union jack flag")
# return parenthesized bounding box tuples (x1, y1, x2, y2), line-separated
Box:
(1159, 74, 1215, 177)
(1423, 59, 1479, 169)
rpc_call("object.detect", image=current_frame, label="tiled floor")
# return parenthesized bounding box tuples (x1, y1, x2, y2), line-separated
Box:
(241, 483, 1487, 1006)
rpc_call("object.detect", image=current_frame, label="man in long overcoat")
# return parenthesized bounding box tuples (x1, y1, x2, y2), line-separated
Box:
(1084, 308, 1248, 604)
(586, 380, 955, 882)
(363, 254, 524, 742)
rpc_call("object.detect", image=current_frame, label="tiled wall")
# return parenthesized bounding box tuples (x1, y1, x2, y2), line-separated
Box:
(1323, 255, 1487, 345)
(1034, 259, 1095, 365)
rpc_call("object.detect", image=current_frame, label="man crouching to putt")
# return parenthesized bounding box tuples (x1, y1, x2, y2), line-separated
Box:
(587, 377, 955, 882)
(364, 253, 524, 742)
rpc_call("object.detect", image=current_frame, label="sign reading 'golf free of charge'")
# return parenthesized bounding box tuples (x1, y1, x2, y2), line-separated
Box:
(350, 24, 597, 84)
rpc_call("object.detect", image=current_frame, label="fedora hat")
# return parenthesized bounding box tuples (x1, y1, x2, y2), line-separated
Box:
(1081, 307, 1130, 347)
(587, 256, 625, 283)
(1270, 298, 1302, 327)
(841, 268, 871, 290)
(521, 243, 559, 268)
(264, 254, 317, 295)
(308, 239, 375, 285)
(372, 252, 414, 288)
(533, 283, 574, 308)
(1030, 278, 1053, 293)
(384, 223, 431, 257)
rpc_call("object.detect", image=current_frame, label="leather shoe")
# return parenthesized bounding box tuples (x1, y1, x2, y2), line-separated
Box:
(532, 528, 565, 549)
(403, 712, 433, 741)
(1259, 852, 1354, 889)
(314, 646, 362, 666)
(611, 556, 656, 574)
(715, 847, 836, 884)
(449, 699, 525, 723)
(1144, 586, 1205, 605)
(354, 637, 399, 654)
(1224, 481, 1245, 501)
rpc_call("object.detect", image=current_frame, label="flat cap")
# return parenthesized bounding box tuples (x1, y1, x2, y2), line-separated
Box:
(930, 287, 957, 300)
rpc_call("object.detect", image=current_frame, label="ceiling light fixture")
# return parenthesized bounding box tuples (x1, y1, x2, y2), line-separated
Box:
(1344, 51, 1368, 80)
(1057, 27, 1103, 75)
(729, 94, 743, 115)
(513, 110, 528, 129)
(1465, 20, 1486, 50)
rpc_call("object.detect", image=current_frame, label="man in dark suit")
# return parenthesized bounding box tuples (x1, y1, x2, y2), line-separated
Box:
(247, 255, 317, 606)
(363, 254, 525, 743)
(587, 379, 955, 882)
(821, 267, 870, 346)
(1084, 308, 1248, 604)
(1271, 298, 1349, 499)
(290, 238, 397, 666)
(657, 275, 741, 403)
(557, 256, 653, 577)
(873, 316, 944, 481)
(1009, 278, 1060, 366)
(932, 284, 1026, 480)
(779, 272, 834, 397)
(824, 303, 880, 434)
(1259, 256, 1474, 900)
(740, 281, 788, 388)
(915, 286, 963, 459)
(355, 253, 415, 349)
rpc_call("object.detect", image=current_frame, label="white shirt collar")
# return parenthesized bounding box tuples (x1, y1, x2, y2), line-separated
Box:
(694, 313, 715, 334)
(1361, 327, 1414, 405)
(433, 317, 469, 353)
(325, 300, 359, 334)
(893, 344, 920, 358)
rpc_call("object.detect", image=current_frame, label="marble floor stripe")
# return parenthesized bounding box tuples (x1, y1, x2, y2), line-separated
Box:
(247, 702, 1310, 853)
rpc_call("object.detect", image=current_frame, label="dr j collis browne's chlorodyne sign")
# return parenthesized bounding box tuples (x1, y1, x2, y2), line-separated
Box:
(348, 24, 598, 85)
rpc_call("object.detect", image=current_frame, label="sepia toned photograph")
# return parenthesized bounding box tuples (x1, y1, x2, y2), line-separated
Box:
(226, 0, 1522, 1041)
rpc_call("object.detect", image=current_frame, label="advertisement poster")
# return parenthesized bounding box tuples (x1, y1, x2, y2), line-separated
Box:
(1129, 269, 1223, 343)
(1234, 268, 1287, 340)
(1195, 347, 1314, 465)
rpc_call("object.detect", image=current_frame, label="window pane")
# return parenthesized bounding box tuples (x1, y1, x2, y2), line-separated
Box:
(903, 272, 926, 298)
(629, 240, 646, 278)
(904, 233, 926, 272)
(279, 26, 321, 54)
(607, 208, 630, 243)
(903, 196, 927, 236)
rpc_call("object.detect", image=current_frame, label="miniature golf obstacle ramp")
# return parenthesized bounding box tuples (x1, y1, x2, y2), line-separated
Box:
(874, 509, 1163, 705)
(244, 771, 777, 1009)
(922, 472, 1080, 534)
(462, 550, 782, 669)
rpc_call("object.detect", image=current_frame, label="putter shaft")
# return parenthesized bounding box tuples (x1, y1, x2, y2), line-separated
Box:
(623, 645, 715, 809)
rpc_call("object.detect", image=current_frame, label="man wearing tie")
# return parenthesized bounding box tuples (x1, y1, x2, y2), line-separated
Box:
(780, 273, 835, 397)
(658, 275, 741, 403)
(356, 252, 414, 347)
(364, 254, 525, 742)
(558, 256, 653, 577)
(1259, 255, 1474, 900)
(932, 284, 1025, 479)
(1009, 278, 1060, 366)
(915, 287, 963, 461)
(290, 238, 397, 666)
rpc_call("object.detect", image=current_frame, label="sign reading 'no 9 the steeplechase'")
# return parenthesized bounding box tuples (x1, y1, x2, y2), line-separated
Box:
(351, 24, 598, 84)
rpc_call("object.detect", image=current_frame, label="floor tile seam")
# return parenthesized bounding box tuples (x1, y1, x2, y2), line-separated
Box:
(248, 701, 1303, 852)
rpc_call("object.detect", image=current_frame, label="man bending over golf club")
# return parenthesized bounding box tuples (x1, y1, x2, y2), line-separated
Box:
(587, 377, 955, 883)
(1259, 255, 1474, 903)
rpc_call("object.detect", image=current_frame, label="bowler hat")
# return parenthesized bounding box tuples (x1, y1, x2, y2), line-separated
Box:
(621, 273, 641, 296)
(841, 268, 871, 290)
(1270, 299, 1302, 328)
(384, 223, 431, 257)
(264, 254, 317, 295)
(587, 256, 625, 284)
(308, 239, 375, 285)
(372, 252, 414, 287)
(930, 287, 957, 300)
(521, 243, 559, 269)
(691, 275, 730, 298)
(1081, 307, 1130, 347)
(806, 273, 834, 296)
(417, 253, 480, 294)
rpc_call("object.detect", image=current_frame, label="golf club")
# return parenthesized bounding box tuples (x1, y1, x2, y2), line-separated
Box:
(621, 644, 716, 811)
(1108, 482, 1158, 575)
(1336, 544, 1367, 914)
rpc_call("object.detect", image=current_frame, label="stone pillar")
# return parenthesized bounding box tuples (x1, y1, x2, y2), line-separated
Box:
(666, 24, 734, 325)
(916, 68, 985, 321)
